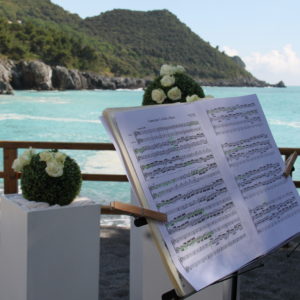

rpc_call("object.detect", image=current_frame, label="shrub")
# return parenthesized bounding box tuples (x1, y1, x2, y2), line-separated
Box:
(13, 148, 82, 206)
(142, 64, 205, 105)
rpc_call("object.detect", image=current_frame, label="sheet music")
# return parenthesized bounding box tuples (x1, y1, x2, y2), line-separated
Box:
(105, 94, 300, 291)
(202, 94, 300, 252)
(113, 102, 258, 290)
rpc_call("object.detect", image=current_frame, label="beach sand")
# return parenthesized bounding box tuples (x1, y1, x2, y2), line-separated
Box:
(99, 226, 300, 300)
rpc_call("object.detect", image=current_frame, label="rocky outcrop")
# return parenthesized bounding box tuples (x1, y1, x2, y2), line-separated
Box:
(12, 61, 53, 90)
(272, 80, 286, 88)
(0, 59, 14, 94)
(81, 72, 116, 90)
(52, 66, 89, 89)
(0, 81, 13, 94)
(198, 76, 271, 88)
(0, 59, 147, 93)
(82, 73, 148, 90)
(0, 58, 286, 93)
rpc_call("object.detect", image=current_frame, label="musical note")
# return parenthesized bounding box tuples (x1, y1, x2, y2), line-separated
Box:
(142, 154, 215, 180)
(234, 163, 283, 194)
(183, 234, 246, 272)
(166, 201, 235, 235)
(249, 192, 300, 233)
(221, 134, 273, 165)
(134, 120, 201, 137)
(156, 177, 224, 209)
(136, 140, 208, 161)
(206, 102, 263, 135)
(136, 126, 202, 144)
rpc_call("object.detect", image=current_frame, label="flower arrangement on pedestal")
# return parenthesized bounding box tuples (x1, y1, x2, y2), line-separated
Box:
(142, 64, 206, 105)
(12, 148, 82, 206)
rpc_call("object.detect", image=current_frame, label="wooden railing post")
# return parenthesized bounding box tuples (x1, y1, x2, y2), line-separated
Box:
(3, 148, 18, 194)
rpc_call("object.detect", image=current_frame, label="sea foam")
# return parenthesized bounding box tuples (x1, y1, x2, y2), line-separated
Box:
(270, 119, 300, 129)
(83, 151, 126, 174)
(0, 113, 99, 123)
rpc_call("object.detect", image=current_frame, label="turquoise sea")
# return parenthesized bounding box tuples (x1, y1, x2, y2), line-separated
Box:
(1, 87, 299, 226)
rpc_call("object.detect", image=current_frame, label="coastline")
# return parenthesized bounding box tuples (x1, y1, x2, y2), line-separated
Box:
(100, 225, 300, 300)
(0, 59, 285, 95)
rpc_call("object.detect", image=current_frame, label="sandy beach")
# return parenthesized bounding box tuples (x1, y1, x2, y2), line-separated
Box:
(99, 226, 300, 300)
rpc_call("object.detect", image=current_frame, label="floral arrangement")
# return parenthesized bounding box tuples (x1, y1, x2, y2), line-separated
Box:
(12, 148, 82, 206)
(142, 64, 205, 105)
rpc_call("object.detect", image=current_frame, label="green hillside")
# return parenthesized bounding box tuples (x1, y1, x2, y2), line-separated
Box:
(0, 0, 264, 83)
(0, 0, 83, 29)
(0, 0, 130, 74)
(84, 9, 255, 80)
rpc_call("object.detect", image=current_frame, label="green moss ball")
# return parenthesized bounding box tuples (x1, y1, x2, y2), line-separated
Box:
(21, 153, 82, 206)
(142, 73, 205, 106)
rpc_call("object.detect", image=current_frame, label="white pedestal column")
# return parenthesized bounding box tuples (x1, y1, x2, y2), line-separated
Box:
(130, 192, 238, 300)
(0, 193, 100, 300)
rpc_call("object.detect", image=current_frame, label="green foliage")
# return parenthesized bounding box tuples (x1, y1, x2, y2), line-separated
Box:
(143, 72, 205, 105)
(0, 0, 258, 81)
(21, 152, 82, 206)
(0, 0, 83, 29)
(0, 17, 113, 71)
(84, 9, 254, 80)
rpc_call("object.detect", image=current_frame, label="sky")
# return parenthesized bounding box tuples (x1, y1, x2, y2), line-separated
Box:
(51, 0, 300, 86)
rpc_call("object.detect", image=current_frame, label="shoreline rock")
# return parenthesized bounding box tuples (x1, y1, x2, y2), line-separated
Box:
(272, 80, 286, 88)
(0, 59, 285, 94)
(0, 59, 14, 94)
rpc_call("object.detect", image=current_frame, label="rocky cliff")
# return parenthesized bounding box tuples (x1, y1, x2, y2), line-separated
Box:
(0, 59, 148, 94)
(0, 59, 285, 95)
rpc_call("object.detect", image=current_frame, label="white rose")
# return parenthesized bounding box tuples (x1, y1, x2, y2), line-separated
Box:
(39, 151, 53, 162)
(19, 147, 35, 166)
(186, 94, 200, 102)
(151, 88, 167, 104)
(167, 87, 182, 101)
(175, 65, 185, 74)
(160, 64, 176, 76)
(160, 75, 175, 87)
(19, 155, 31, 167)
(12, 158, 23, 172)
(54, 152, 67, 164)
(23, 147, 35, 159)
(45, 160, 64, 177)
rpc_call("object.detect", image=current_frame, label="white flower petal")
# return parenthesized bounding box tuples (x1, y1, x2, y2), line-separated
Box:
(151, 88, 167, 104)
(39, 151, 53, 162)
(167, 87, 182, 101)
(186, 94, 200, 102)
(175, 65, 185, 74)
(12, 158, 23, 172)
(160, 75, 175, 87)
(45, 160, 64, 177)
(160, 64, 176, 76)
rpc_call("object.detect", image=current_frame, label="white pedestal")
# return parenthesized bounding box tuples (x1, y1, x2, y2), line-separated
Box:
(0, 194, 100, 300)
(130, 192, 238, 300)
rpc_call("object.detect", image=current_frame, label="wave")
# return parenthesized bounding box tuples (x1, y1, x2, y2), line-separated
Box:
(116, 88, 143, 92)
(0, 113, 99, 124)
(31, 98, 68, 104)
(83, 151, 126, 174)
(269, 119, 300, 128)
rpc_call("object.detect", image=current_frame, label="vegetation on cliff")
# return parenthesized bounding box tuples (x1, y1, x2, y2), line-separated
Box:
(0, 0, 267, 85)
(84, 9, 255, 80)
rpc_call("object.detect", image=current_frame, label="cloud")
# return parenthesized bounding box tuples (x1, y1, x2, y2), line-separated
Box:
(221, 46, 239, 57)
(243, 45, 300, 85)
